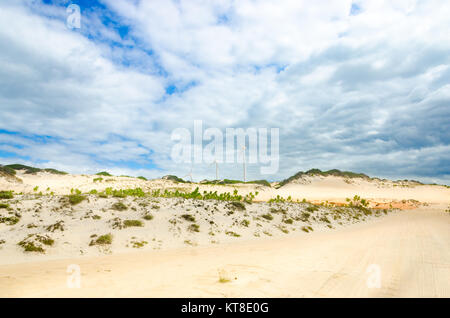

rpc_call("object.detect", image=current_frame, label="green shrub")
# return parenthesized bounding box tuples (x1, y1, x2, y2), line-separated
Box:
(131, 240, 148, 248)
(0, 203, 9, 209)
(261, 213, 273, 221)
(143, 214, 154, 221)
(241, 219, 250, 227)
(306, 205, 319, 213)
(112, 202, 128, 211)
(46, 221, 65, 232)
(188, 224, 200, 232)
(18, 234, 54, 253)
(227, 201, 246, 211)
(225, 231, 240, 237)
(0, 191, 14, 199)
(270, 207, 286, 214)
(90, 234, 113, 246)
(18, 241, 44, 253)
(96, 171, 112, 176)
(181, 214, 196, 222)
(283, 218, 294, 224)
(137, 176, 147, 181)
(5, 164, 41, 174)
(68, 194, 86, 205)
(0, 216, 20, 225)
(124, 220, 144, 227)
(0, 166, 16, 175)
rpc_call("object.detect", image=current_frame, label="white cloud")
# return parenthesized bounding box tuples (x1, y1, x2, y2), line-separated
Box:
(0, 0, 449, 183)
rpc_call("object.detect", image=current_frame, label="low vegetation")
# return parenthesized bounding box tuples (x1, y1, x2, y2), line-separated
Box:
(181, 214, 196, 222)
(111, 202, 128, 211)
(4, 164, 67, 175)
(68, 194, 86, 205)
(96, 171, 112, 176)
(188, 224, 200, 232)
(143, 213, 154, 220)
(261, 213, 274, 221)
(0, 190, 14, 199)
(123, 220, 144, 227)
(18, 234, 54, 253)
(0, 215, 20, 225)
(278, 168, 371, 187)
(89, 234, 113, 246)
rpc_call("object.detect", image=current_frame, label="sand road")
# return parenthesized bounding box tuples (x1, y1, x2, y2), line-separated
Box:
(1, 205, 449, 298)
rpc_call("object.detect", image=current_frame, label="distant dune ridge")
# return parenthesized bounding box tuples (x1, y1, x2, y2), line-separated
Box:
(0, 164, 449, 297)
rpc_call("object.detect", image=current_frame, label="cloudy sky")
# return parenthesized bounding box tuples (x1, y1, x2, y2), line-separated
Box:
(0, 0, 449, 184)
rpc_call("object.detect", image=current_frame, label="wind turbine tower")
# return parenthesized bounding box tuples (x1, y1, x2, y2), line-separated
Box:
(241, 145, 246, 182)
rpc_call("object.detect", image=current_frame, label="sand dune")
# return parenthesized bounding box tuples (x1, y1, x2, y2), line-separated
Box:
(1, 205, 448, 297)
(0, 170, 449, 297)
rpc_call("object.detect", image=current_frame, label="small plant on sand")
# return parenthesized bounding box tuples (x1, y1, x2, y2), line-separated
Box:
(131, 240, 148, 248)
(305, 205, 319, 213)
(137, 176, 147, 181)
(225, 231, 241, 237)
(93, 177, 103, 182)
(270, 207, 287, 214)
(0, 215, 20, 225)
(217, 269, 234, 283)
(240, 219, 250, 227)
(188, 223, 200, 232)
(46, 220, 65, 232)
(124, 220, 144, 227)
(68, 194, 86, 205)
(0, 191, 14, 199)
(346, 195, 370, 208)
(18, 241, 44, 253)
(227, 201, 246, 211)
(112, 201, 128, 211)
(299, 212, 311, 222)
(184, 240, 196, 246)
(143, 213, 154, 220)
(18, 234, 54, 253)
(277, 225, 289, 234)
(261, 213, 274, 221)
(90, 234, 113, 246)
(181, 214, 196, 222)
(0, 203, 9, 209)
(283, 218, 294, 224)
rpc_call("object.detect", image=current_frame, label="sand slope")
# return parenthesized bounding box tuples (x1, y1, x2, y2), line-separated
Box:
(1, 205, 449, 298)
(1, 170, 449, 297)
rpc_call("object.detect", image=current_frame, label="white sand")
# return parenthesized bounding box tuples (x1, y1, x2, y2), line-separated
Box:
(0, 170, 449, 297)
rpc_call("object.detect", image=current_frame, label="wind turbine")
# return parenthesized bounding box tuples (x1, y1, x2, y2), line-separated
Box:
(210, 160, 219, 180)
(240, 145, 246, 183)
(184, 164, 194, 182)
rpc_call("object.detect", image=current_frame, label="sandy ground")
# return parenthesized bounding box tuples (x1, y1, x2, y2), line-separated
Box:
(1, 170, 449, 297)
(1, 205, 448, 297)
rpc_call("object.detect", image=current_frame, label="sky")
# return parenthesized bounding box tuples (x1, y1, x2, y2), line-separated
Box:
(0, 0, 449, 184)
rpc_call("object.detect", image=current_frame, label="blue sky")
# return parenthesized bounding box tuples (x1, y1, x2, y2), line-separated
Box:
(0, 0, 449, 184)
